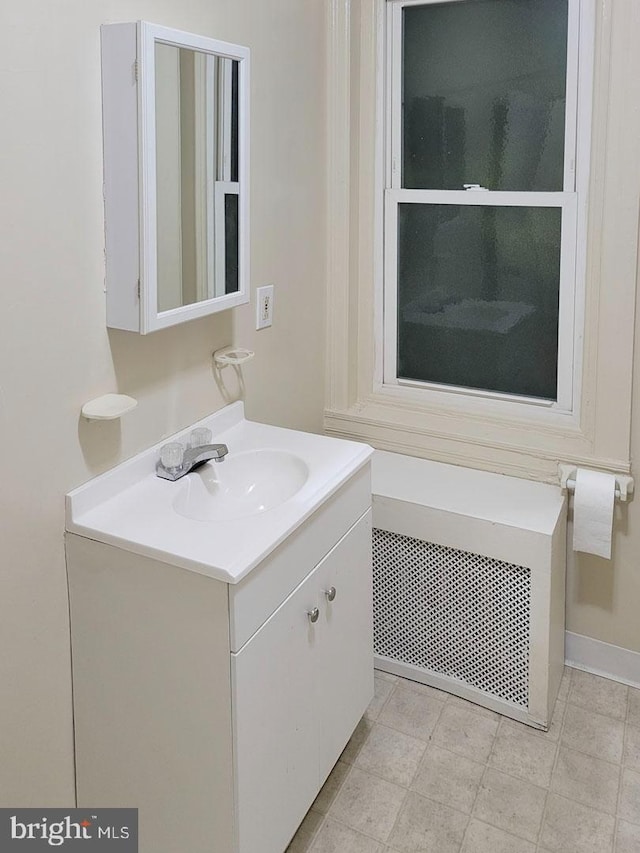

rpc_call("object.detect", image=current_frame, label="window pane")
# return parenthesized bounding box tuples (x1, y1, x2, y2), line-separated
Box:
(397, 204, 562, 399)
(231, 60, 239, 183)
(402, 0, 568, 191)
(224, 194, 239, 294)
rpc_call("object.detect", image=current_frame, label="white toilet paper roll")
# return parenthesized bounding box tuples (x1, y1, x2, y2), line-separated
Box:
(572, 468, 616, 559)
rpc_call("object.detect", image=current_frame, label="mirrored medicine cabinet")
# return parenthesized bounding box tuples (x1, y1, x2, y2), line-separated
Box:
(101, 21, 250, 333)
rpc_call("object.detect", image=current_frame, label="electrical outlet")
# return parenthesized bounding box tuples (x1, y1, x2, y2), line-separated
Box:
(256, 284, 274, 330)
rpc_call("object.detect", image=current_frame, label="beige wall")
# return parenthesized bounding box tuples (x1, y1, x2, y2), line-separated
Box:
(565, 0, 640, 655)
(566, 277, 640, 654)
(0, 0, 326, 804)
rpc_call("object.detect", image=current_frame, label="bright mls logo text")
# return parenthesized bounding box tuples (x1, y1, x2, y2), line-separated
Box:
(1, 809, 138, 850)
(10, 815, 130, 846)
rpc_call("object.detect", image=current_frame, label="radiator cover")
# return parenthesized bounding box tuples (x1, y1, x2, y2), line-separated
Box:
(372, 528, 531, 708)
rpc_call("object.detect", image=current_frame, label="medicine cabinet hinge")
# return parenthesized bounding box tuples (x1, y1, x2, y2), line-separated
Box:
(133, 60, 140, 83)
(137, 279, 141, 300)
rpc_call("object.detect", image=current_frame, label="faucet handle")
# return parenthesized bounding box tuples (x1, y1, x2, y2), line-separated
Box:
(160, 442, 184, 471)
(189, 427, 213, 448)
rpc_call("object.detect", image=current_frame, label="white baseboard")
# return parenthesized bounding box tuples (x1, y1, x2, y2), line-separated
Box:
(565, 631, 640, 689)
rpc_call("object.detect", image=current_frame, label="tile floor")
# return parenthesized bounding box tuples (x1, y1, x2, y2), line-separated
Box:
(287, 667, 640, 853)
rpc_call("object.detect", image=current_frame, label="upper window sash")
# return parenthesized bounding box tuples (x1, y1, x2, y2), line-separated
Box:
(386, 0, 580, 195)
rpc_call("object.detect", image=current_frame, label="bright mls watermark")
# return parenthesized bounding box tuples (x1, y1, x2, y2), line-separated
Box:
(0, 810, 137, 850)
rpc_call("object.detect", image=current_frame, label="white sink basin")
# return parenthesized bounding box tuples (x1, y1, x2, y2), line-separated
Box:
(173, 450, 309, 522)
(65, 402, 373, 584)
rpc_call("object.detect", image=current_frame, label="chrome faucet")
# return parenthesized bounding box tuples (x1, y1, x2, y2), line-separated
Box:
(156, 432, 229, 481)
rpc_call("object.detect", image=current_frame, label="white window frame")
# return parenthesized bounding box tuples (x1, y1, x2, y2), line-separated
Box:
(381, 0, 586, 418)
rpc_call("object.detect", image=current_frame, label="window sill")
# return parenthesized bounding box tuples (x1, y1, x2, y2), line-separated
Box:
(324, 392, 631, 484)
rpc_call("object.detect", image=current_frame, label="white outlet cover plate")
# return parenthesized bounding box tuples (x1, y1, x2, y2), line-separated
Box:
(256, 284, 274, 330)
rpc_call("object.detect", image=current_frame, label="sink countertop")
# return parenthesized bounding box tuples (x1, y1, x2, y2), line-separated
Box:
(66, 402, 373, 584)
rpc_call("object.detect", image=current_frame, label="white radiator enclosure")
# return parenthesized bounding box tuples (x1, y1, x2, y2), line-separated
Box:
(372, 450, 567, 730)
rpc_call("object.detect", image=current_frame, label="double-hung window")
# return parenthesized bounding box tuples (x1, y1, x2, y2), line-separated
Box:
(384, 0, 581, 411)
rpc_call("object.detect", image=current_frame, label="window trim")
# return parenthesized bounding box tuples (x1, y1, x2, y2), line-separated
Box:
(324, 0, 637, 481)
(381, 0, 584, 417)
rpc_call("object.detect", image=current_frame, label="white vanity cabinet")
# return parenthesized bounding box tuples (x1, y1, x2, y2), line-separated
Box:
(66, 463, 373, 853)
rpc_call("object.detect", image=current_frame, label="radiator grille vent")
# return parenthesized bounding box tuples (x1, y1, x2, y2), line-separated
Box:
(372, 528, 531, 708)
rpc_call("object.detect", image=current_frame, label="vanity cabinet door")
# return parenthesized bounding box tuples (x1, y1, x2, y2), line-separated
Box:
(316, 511, 374, 782)
(231, 567, 320, 853)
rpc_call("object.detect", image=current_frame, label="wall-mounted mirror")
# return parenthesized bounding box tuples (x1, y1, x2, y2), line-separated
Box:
(101, 22, 250, 333)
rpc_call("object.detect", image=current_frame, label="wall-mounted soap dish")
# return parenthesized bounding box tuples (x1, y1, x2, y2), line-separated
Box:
(213, 346, 255, 368)
(81, 394, 138, 421)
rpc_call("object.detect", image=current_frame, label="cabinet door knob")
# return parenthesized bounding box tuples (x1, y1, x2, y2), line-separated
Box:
(307, 607, 320, 624)
(324, 586, 337, 602)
